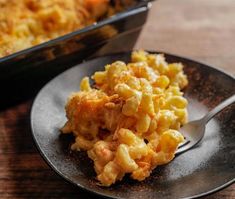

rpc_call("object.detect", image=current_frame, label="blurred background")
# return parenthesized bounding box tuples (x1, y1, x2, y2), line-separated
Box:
(136, 0, 235, 75)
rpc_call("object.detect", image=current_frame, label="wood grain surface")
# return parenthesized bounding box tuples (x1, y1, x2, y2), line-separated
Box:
(0, 0, 234, 198)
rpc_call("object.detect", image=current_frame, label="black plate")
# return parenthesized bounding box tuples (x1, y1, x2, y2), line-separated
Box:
(31, 52, 235, 199)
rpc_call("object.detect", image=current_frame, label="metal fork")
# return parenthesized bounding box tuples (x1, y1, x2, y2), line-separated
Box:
(176, 94, 235, 155)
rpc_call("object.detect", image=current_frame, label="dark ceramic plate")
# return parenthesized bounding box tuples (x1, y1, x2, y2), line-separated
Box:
(31, 52, 235, 199)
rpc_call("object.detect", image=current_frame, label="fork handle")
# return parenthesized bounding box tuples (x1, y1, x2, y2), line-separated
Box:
(201, 94, 235, 124)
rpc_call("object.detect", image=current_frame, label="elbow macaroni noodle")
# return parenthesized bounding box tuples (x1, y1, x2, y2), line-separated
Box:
(61, 50, 188, 186)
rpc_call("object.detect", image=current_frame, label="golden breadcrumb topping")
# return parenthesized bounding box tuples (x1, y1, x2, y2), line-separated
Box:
(0, 0, 132, 57)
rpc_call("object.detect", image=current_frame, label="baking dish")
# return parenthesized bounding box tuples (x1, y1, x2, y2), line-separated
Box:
(0, 1, 151, 103)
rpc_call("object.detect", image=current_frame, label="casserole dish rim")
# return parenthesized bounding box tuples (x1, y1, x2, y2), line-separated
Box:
(0, 1, 151, 63)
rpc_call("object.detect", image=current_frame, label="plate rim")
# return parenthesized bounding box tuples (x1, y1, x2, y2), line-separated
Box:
(30, 51, 235, 199)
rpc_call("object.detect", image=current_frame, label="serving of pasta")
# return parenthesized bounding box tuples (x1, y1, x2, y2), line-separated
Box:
(0, 0, 133, 57)
(61, 50, 188, 186)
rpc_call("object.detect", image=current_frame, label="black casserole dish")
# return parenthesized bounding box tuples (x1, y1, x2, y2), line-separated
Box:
(0, 1, 151, 103)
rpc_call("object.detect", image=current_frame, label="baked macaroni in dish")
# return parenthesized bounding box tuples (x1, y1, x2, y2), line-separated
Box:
(0, 0, 133, 57)
(61, 50, 188, 186)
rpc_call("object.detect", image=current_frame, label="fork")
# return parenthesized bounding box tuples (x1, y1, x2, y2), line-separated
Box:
(176, 94, 235, 155)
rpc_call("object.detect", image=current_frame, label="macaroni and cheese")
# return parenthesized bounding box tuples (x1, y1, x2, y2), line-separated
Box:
(61, 50, 188, 186)
(0, 0, 133, 57)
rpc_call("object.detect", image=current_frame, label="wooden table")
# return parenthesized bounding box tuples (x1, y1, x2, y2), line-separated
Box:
(1, 0, 234, 198)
